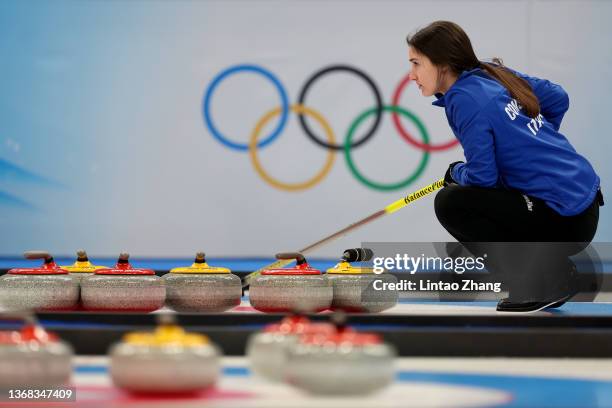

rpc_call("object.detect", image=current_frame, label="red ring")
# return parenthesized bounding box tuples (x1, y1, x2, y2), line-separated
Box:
(391, 73, 460, 152)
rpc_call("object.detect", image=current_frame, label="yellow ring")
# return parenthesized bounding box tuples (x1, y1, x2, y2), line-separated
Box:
(249, 104, 336, 191)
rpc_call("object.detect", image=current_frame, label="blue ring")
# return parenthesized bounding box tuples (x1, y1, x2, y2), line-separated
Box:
(203, 64, 289, 151)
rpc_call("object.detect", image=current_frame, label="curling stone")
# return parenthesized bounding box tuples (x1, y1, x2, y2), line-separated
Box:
(81, 253, 165, 312)
(0, 251, 78, 311)
(61, 249, 107, 284)
(162, 252, 241, 312)
(109, 316, 220, 394)
(326, 248, 398, 313)
(249, 253, 333, 313)
(246, 315, 334, 382)
(0, 315, 73, 388)
(285, 318, 396, 395)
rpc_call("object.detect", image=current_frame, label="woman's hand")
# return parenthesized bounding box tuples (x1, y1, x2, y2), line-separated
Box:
(444, 161, 464, 186)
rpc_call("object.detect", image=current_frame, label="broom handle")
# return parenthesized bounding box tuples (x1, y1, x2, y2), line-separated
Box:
(242, 178, 445, 288)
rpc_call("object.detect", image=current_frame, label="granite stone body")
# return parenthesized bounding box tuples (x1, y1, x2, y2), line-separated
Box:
(0, 274, 78, 311)
(247, 331, 301, 381)
(285, 335, 396, 395)
(246, 321, 334, 382)
(0, 327, 73, 388)
(110, 342, 220, 393)
(0, 341, 73, 388)
(81, 275, 165, 312)
(249, 274, 332, 313)
(109, 324, 221, 394)
(326, 273, 399, 313)
(163, 273, 241, 312)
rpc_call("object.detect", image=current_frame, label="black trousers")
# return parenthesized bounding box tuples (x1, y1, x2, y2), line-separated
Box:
(434, 185, 602, 301)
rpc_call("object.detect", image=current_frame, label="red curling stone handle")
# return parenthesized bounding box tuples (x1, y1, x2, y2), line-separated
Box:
(275, 252, 306, 265)
(24, 251, 51, 260)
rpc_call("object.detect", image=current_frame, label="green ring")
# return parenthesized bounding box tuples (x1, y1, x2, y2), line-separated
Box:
(344, 105, 430, 191)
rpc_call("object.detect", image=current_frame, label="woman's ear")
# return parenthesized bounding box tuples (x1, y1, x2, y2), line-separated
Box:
(436, 66, 447, 83)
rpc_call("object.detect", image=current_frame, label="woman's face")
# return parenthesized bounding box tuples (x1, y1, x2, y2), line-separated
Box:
(408, 47, 441, 97)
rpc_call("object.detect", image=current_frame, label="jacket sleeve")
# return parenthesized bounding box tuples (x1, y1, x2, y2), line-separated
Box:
(513, 70, 569, 131)
(446, 90, 499, 187)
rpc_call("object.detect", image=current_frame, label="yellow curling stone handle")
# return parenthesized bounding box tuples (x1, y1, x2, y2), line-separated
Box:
(327, 261, 375, 274)
(170, 263, 231, 274)
(61, 262, 107, 273)
(169, 252, 231, 274)
(61, 250, 107, 273)
(123, 325, 209, 347)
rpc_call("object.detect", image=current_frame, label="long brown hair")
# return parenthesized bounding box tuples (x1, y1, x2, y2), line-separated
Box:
(406, 21, 540, 118)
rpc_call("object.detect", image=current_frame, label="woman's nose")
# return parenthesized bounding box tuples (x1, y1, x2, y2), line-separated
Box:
(408, 71, 417, 81)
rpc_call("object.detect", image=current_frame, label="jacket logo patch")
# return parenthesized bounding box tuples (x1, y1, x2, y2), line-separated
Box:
(522, 194, 534, 212)
(504, 99, 522, 120)
(527, 114, 545, 136)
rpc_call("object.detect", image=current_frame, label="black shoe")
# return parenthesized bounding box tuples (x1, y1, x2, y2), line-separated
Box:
(499, 258, 580, 312)
(496, 290, 576, 312)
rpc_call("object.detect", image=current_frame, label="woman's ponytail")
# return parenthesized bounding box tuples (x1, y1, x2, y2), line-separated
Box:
(479, 58, 540, 118)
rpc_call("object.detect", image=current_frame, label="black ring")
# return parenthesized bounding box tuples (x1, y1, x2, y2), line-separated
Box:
(297, 65, 383, 151)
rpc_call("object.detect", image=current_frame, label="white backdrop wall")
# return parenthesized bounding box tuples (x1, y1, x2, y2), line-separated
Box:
(0, 0, 610, 258)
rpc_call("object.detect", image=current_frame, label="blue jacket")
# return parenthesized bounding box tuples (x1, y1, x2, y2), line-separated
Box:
(433, 66, 600, 216)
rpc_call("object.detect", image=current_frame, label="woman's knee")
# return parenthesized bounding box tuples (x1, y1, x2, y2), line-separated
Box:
(434, 185, 465, 227)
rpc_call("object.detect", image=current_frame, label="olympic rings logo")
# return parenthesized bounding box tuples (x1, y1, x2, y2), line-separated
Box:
(202, 64, 459, 192)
